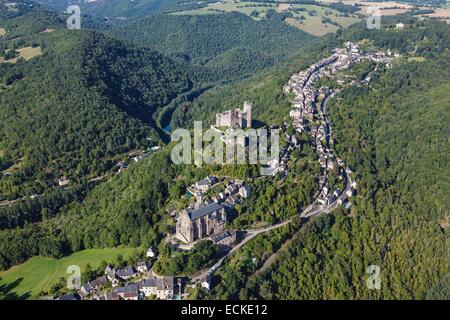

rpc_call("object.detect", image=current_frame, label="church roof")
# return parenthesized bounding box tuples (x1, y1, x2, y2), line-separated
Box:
(188, 202, 224, 220)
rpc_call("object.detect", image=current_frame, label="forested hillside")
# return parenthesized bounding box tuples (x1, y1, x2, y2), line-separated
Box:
(0, 4, 63, 40)
(207, 19, 450, 300)
(0, 28, 196, 199)
(107, 12, 315, 80)
(0, 2, 315, 271)
(0, 147, 175, 269)
(34, 0, 211, 17)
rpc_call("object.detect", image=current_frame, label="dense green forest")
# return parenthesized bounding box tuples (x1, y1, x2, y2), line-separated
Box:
(106, 12, 315, 79)
(0, 28, 196, 198)
(207, 19, 450, 300)
(154, 240, 222, 276)
(0, 147, 174, 269)
(34, 0, 212, 17)
(0, 5, 63, 40)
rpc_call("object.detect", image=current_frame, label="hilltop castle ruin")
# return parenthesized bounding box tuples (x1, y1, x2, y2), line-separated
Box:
(215, 101, 252, 129)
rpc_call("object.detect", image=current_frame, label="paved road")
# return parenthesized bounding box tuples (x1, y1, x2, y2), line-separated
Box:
(192, 219, 291, 282)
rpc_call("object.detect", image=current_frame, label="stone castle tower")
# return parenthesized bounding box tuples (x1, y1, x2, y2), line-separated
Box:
(215, 101, 253, 129)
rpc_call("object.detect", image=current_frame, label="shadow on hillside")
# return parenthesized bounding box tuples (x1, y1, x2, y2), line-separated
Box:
(0, 277, 31, 300)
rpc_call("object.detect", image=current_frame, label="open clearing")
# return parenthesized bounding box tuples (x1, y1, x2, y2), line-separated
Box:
(171, 1, 274, 20)
(0, 27, 6, 36)
(17, 46, 42, 60)
(41, 28, 55, 33)
(0, 46, 42, 64)
(172, 1, 360, 36)
(0, 247, 137, 299)
(408, 56, 427, 62)
(319, 0, 450, 20)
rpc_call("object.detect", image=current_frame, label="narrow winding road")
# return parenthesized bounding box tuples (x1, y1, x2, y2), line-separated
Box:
(191, 219, 291, 282)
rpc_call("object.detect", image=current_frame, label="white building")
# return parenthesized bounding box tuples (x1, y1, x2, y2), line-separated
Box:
(139, 276, 174, 300)
(146, 246, 156, 258)
(136, 261, 150, 273)
(58, 176, 70, 187)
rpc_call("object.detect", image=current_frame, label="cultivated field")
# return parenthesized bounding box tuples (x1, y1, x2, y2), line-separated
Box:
(318, 0, 413, 9)
(319, 0, 450, 21)
(286, 4, 360, 36)
(424, 8, 450, 19)
(172, 1, 361, 36)
(0, 248, 137, 299)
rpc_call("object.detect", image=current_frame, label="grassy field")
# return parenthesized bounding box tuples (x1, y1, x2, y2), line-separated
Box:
(408, 56, 427, 62)
(281, 4, 360, 36)
(17, 46, 42, 60)
(1, 155, 24, 174)
(0, 27, 6, 36)
(0, 247, 138, 299)
(172, 1, 361, 36)
(172, 1, 275, 20)
(0, 46, 42, 64)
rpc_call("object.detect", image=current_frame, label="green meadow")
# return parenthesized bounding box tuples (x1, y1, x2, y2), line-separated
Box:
(0, 247, 137, 299)
(172, 1, 361, 36)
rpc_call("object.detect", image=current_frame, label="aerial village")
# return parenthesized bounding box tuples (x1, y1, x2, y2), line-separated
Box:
(56, 42, 394, 300)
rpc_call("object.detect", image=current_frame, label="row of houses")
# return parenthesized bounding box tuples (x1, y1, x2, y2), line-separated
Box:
(75, 257, 155, 300)
(189, 177, 250, 209)
(189, 175, 219, 195)
(285, 43, 369, 208)
(57, 275, 177, 301)
(111, 276, 176, 300)
(73, 259, 179, 301)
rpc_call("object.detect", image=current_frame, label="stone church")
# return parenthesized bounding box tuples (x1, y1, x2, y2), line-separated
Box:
(175, 199, 227, 244)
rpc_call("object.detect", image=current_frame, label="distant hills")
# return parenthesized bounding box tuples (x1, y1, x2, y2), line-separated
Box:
(108, 12, 314, 64)
(32, 0, 207, 17)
